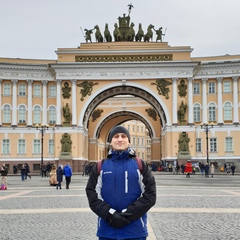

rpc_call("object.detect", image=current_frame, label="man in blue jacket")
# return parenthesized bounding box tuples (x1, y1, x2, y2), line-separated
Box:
(86, 125, 156, 240)
(63, 162, 72, 189)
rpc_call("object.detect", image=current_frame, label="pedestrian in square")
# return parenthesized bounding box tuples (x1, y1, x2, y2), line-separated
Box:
(0, 163, 8, 189)
(56, 164, 63, 190)
(86, 125, 156, 240)
(63, 162, 72, 189)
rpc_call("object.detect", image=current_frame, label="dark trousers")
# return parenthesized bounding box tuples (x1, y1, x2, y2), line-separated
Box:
(65, 176, 71, 189)
(56, 181, 62, 189)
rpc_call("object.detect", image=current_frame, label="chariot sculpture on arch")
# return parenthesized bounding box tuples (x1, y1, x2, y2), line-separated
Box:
(81, 4, 167, 43)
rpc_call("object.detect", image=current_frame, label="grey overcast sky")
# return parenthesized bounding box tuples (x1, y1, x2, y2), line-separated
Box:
(0, 0, 240, 60)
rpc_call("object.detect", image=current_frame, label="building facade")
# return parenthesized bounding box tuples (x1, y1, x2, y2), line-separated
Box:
(0, 34, 240, 173)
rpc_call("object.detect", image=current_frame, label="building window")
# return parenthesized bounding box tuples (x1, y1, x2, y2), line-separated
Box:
(49, 106, 56, 124)
(137, 138, 140, 145)
(225, 137, 233, 152)
(132, 126, 135, 132)
(208, 103, 216, 121)
(193, 83, 200, 94)
(223, 102, 232, 121)
(210, 138, 217, 152)
(208, 82, 215, 94)
(223, 81, 231, 93)
(49, 85, 56, 97)
(193, 103, 201, 122)
(33, 106, 41, 124)
(18, 139, 26, 154)
(128, 125, 130, 131)
(18, 105, 26, 123)
(141, 127, 144, 132)
(3, 83, 11, 96)
(33, 139, 41, 154)
(33, 84, 41, 97)
(142, 152, 144, 159)
(2, 139, 10, 154)
(141, 138, 144, 145)
(19, 84, 26, 96)
(137, 126, 139, 132)
(132, 137, 135, 145)
(3, 105, 11, 123)
(49, 139, 54, 154)
(196, 138, 201, 152)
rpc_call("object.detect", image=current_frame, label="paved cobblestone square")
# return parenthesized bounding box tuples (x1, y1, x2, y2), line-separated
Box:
(1, 173, 240, 240)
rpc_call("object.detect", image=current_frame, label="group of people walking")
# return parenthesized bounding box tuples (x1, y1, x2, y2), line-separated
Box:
(184, 161, 215, 178)
(20, 163, 31, 181)
(48, 162, 73, 190)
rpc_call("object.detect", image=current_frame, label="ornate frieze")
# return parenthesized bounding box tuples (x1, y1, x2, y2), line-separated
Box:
(75, 54, 173, 62)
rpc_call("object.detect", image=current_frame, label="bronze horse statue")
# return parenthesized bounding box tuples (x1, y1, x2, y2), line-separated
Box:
(135, 23, 144, 42)
(113, 23, 122, 41)
(104, 23, 112, 42)
(144, 24, 154, 42)
(127, 22, 135, 41)
(94, 25, 103, 42)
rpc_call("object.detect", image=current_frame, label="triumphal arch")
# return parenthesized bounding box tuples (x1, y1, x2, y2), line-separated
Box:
(1, 7, 240, 172)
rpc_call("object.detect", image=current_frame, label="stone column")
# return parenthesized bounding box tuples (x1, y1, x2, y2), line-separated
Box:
(71, 79, 77, 126)
(11, 79, 18, 127)
(56, 79, 62, 126)
(172, 78, 178, 125)
(187, 77, 193, 125)
(202, 78, 208, 123)
(217, 77, 223, 125)
(42, 80, 48, 125)
(233, 76, 239, 124)
(27, 80, 33, 126)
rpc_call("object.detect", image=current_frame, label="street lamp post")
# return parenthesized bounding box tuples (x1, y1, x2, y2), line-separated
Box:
(200, 122, 214, 165)
(35, 123, 49, 167)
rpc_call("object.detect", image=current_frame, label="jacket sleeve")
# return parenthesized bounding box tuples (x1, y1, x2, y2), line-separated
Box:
(85, 163, 112, 221)
(126, 160, 156, 221)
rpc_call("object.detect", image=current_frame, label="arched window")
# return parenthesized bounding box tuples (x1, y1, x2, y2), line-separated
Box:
(208, 103, 216, 121)
(3, 105, 11, 123)
(18, 105, 26, 123)
(224, 102, 232, 120)
(33, 106, 41, 124)
(193, 103, 201, 122)
(49, 106, 56, 124)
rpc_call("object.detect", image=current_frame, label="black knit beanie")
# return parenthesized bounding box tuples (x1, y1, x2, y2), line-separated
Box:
(109, 126, 131, 143)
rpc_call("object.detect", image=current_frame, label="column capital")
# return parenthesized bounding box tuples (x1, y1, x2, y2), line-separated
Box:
(56, 79, 62, 83)
(70, 79, 77, 83)
(217, 77, 223, 83)
(27, 79, 33, 85)
(172, 78, 178, 83)
(232, 76, 239, 82)
(42, 80, 48, 86)
(187, 77, 193, 83)
(201, 78, 208, 83)
(11, 79, 18, 85)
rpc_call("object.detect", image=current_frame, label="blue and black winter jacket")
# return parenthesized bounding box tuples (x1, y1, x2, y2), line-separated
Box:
(86, 148, 156, 239)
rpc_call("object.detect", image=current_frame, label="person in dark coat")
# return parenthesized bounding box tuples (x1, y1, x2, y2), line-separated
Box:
(41, 164, 46, 177)
(56, 164, 63, 190)
(205, 163, 210, 177)
(20, 164, 26, 181)
(231, 164, 235, 175)
(24, 163, 31, 179)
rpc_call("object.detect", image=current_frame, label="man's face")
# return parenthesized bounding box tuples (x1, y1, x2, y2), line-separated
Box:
(111, 133, 129, 151)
